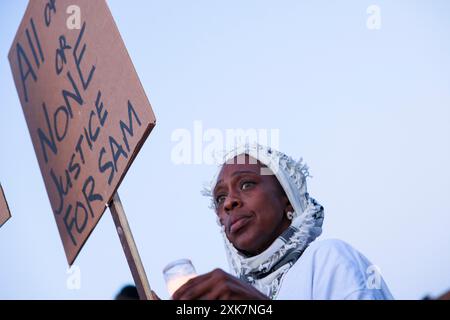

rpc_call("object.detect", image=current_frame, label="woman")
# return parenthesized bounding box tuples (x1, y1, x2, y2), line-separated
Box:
(172, 143, 393, 300)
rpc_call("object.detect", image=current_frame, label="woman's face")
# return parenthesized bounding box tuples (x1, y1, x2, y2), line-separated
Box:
(213, 154, 292, 256)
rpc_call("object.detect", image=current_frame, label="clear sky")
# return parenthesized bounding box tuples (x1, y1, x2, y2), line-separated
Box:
(1, 0, 449, 300)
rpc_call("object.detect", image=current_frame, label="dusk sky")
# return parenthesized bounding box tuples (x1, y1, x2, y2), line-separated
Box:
(1, 0, 449, 299)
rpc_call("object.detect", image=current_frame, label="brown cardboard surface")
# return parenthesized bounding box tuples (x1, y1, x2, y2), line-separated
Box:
(0, 184, 11, 228)
(8, 0, 156, 265)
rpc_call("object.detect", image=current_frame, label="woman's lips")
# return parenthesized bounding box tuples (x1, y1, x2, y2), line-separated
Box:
(230, 216, 252, 234)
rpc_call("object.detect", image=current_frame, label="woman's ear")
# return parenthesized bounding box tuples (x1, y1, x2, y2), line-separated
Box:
(283, 195, 294, 214)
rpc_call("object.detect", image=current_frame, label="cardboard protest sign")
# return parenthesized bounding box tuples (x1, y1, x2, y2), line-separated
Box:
(8, 0, 156, 265)
(0, 184, 11, 228)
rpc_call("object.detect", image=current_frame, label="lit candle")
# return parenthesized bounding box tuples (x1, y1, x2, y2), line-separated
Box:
(163, 258, 197, 298)
(166, 274, 197, 296)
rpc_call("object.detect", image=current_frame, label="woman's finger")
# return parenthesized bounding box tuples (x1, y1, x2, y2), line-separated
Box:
(172, 272, 212, 298)
(173, 272, 218, 300)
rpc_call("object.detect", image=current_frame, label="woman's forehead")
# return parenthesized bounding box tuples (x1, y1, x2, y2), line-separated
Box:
(216, 155, 267, 182)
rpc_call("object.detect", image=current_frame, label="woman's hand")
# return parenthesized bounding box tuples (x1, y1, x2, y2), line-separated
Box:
(172, 268, 269, 300)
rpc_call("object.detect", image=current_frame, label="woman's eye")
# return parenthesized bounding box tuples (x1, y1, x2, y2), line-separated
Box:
(216, 195, 226, 205)
(241, 181, 255, 190)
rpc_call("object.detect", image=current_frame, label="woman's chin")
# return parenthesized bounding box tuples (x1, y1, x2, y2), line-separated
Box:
(232, 237, 259, 256)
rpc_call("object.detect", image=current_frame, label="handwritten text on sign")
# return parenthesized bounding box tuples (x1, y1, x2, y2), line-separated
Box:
(8, 0, 156, 264)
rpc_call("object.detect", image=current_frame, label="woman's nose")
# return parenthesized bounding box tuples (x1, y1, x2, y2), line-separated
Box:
(224, 195, 242, 212)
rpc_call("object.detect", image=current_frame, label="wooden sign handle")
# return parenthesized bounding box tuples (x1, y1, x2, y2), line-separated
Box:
(109, 192, 156, 300)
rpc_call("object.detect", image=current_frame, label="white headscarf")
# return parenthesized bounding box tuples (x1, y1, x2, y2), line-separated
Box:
(202, 143, 324, 299)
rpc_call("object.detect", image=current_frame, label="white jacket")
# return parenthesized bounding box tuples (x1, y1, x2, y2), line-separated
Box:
(276, 239, 394, 300)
